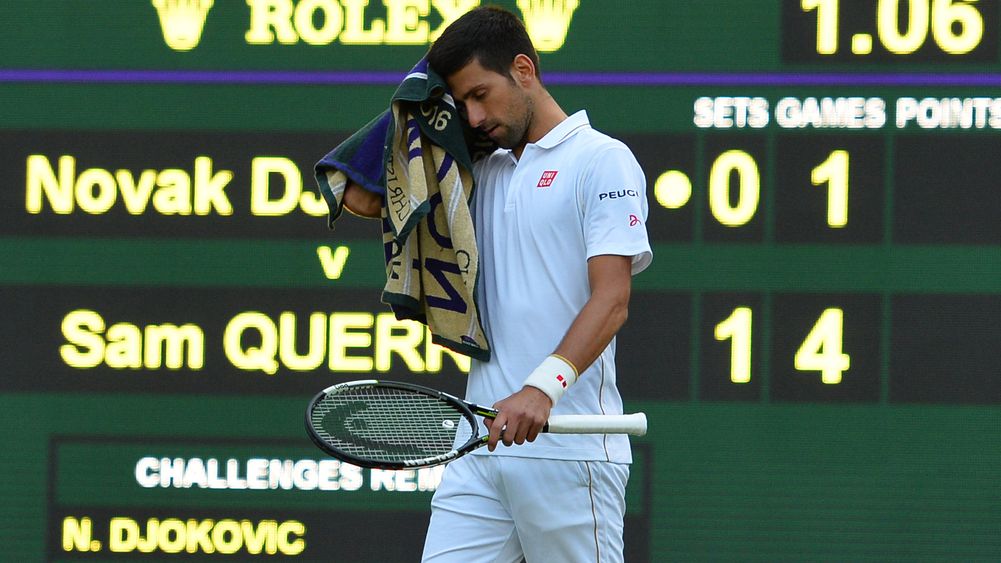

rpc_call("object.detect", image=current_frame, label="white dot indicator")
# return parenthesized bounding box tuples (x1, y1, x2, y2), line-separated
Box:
(852, 33, 873, 55)
(654, 170, 693, 209)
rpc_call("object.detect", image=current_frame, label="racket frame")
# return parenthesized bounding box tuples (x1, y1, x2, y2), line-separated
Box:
(305, 379, 496, 470)
(305, 379, 647, 470)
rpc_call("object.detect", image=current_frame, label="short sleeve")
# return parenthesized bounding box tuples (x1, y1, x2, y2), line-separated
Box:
(579, 144, 653, 275)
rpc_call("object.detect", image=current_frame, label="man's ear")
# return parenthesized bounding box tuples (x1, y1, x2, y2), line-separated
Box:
(510, 53, 537, 86)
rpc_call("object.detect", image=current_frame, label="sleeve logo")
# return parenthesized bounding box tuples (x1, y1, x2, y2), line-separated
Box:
(598, 189, 639, 201)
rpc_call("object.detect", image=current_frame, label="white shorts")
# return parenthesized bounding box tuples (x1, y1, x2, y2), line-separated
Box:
(421, 455, 630, 563)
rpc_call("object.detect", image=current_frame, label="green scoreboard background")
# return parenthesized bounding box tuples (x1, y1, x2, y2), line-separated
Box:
(3, 1, 1000, 560)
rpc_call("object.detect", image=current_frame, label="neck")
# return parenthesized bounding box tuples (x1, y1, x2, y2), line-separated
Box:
(513, 91, 567, 159)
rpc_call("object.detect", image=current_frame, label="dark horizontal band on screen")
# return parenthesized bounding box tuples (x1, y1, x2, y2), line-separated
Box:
(4, 69, 1001, 87)
(2, 286, 997, 404)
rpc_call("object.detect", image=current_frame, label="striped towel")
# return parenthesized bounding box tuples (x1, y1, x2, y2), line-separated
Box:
(315, 58, 494, 361)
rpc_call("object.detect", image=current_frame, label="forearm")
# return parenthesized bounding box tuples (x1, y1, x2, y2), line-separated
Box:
(342, 182, 383, 218)
(553, 286, 629, 374)
(522, 255, 633, 404)
(492, 255, 632, 448)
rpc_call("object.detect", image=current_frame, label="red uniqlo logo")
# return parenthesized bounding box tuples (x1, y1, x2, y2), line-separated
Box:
(556, 374, 567, 388)
(537, 170, 558, 188)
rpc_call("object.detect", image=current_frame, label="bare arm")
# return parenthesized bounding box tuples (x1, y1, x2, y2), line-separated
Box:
(342, 182, 383, 218)
(553, 254, 632, 372)
(485, 254, 633, 450)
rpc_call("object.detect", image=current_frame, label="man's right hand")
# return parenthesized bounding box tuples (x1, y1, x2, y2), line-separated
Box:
(343, 182, 383, 218)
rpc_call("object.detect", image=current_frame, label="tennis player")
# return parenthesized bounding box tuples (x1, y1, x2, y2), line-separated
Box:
(343, 7, 651, 562)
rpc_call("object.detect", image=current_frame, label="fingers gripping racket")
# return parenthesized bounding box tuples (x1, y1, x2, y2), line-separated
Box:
(305, 380, 647, 470)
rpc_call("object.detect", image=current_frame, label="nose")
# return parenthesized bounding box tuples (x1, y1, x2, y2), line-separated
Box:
(465, 102, 485, 128)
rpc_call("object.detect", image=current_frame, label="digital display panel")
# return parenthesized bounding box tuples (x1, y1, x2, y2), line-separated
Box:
(2, 1, 999, 561)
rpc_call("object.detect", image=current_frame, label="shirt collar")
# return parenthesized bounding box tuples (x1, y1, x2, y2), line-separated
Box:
(533, 110, 590, 150)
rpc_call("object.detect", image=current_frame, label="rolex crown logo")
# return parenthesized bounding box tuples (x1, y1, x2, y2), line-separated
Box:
(152, 0, 214, 51)
(517, 0, 580, 53)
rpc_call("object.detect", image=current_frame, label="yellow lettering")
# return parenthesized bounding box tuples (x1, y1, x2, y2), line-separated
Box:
(279, 311, 326, 370)
(153, 169, 192, 215)
(157, 519, 186, 554)
(193, 156, 234, 215)
(211, 519, 242, 555)
(136, 519, 158, 553)
(186, 519, 216, 554)
(295, 0, 344, 45)
(224, 312, 280, 374)
(143, 323, 205, 369)
(300, 186, 328, 215)
(278, 520, 306, 555)
(251, 156, 302, 216)
(26, 154, 75, 214)
(424, 326, 470, 372)
(242, 519, 277, 555)
(105, 322, 143, 369)
(329, 312, 374, 371)
(317, 245, 350, 279)
(242, 0, 487, 46)
(341, 0, 386, 44)
(26, 155, 232, 217)
(75, 167, 117, 214)
(104, 516, 304, 555)
(246, 0, 299, 44)
(62, 516, 94, 552)
(109, 517, 140, 553)
(115, 169, 157, 215)
(61, 310, 205, 370)
(60, 310, 106, 368)
(384, 0, 429, 44)
(374, 313, 425, 371)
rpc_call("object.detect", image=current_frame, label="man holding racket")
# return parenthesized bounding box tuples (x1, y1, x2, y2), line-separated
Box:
(342, 7, 651, 562)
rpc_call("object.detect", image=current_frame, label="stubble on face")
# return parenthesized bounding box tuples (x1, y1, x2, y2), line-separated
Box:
(492, 84, 534, 150)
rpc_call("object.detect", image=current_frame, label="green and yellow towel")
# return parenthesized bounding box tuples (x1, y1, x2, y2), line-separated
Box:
(315, 58, 493, 361)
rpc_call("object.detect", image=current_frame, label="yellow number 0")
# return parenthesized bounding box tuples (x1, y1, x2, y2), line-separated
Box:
(709, 150, 760, 227)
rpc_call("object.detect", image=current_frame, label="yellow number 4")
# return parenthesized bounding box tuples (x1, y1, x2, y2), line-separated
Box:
(794, 308, 850, 384)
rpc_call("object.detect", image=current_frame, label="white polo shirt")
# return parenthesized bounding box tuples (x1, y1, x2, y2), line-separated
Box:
(467, 110, 652, 463)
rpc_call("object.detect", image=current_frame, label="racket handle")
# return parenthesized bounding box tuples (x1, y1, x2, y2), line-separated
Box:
(545, 413, 647, 437)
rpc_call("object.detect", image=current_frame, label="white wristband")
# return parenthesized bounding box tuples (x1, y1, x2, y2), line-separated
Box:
(523, 355, 579, 406)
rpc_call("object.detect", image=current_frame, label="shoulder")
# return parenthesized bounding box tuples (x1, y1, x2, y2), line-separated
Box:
(565, 127, 637, 166)
(473, 148, 510, 175)
(564, 130, 642, 184)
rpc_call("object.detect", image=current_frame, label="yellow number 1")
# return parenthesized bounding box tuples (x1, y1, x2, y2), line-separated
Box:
(802, 0, 840, 55)
(794, 308, 850, 384)
(715, 307, 753, 383)
(810, 149, 850, 227)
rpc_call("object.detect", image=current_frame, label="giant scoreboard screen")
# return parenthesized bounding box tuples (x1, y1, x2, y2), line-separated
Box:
(2, 1, 999, 561)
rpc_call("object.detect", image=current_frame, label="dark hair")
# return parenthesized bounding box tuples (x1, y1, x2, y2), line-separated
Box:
(427, 6, 540, 80)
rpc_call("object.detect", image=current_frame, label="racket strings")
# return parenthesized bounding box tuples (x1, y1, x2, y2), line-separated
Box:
(310, 386, 475, 463)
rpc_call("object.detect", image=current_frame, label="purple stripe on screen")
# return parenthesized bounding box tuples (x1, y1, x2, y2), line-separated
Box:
(0, 69, 999, 86)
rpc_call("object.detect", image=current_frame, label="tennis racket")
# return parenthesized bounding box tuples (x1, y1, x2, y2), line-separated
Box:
(305, 379, 647, 470)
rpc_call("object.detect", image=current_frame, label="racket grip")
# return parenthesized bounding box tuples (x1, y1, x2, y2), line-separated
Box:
(545, 413, 647, 436)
